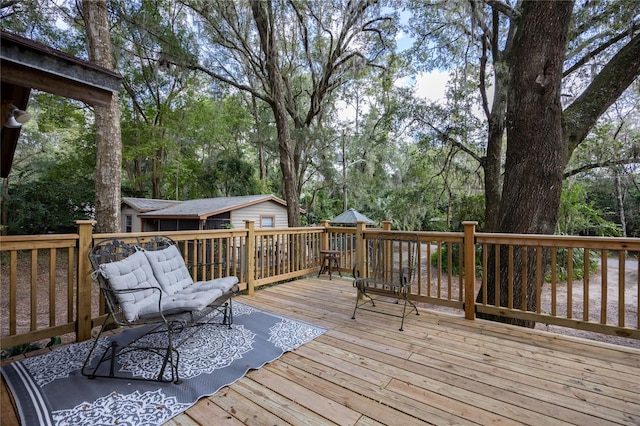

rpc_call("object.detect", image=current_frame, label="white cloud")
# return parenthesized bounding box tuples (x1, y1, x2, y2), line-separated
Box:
(395, 70, 450, 104)
(337, 71, 452, 125)
(414, 70, 450, 103)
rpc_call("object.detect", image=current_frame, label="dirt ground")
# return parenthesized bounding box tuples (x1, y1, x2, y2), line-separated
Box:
(534, 255, 639, 348)
(419, 254, 639, 349)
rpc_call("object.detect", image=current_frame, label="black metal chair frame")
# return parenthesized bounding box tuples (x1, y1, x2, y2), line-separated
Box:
(81, 236, 238, 384)
(352, 233, 420, 331)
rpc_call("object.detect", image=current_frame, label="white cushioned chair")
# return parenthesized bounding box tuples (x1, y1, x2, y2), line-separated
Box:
(82, 237, 239, 384)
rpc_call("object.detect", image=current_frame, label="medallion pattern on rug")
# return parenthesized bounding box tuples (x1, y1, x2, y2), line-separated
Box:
(118, 324, 256, 380)
(22, 338, 110, 387)
(51, 389, 191, 426)
(1, 301, 327, 426)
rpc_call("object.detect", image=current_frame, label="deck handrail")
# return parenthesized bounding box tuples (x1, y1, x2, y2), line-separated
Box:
(1, 220, 638, 350)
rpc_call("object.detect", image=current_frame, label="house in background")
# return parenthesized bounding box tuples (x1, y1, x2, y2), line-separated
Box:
(121, 195, 290, 232)
(121, 198, 182, 232)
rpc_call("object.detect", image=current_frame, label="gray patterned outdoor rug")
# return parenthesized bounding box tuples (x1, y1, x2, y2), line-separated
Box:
(1, 302, 325, 426)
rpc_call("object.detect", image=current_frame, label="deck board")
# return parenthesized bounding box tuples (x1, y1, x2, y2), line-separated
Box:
(2, 276, 639, 425)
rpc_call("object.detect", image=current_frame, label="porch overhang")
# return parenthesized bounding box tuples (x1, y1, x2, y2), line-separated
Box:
(0, 31, 122, 178)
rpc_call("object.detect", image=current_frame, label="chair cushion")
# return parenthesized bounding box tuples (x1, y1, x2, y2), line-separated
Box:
(99, 250, 162, 322)
(179, 276, 239, 294)
(143, 244, 194, 295)
(139, 288, 224, 319)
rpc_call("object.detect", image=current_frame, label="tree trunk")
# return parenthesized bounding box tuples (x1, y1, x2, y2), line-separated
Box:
(82, 0, 122, 233)
(1, 178, 8, 235)
(251, 0, 300, 227)
(477, 1, 574, 325)
(249, 95, 267, 183)
(614, 169, 627, 237)
(483, 59, 508, 232)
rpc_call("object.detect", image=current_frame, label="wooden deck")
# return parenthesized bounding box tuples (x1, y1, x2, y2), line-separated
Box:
(3, 276, 640, 425)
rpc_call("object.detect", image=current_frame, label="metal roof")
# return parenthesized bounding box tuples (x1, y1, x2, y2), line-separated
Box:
(137, 195, 288, 218)
(122, 197, 182, 212)
(329, 208, 375, 225)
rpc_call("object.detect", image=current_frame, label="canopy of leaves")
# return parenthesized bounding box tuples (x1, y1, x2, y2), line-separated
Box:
(0, 0, 637, 236)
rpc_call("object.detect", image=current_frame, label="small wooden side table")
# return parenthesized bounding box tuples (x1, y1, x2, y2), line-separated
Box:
(318, 249, 342, 280)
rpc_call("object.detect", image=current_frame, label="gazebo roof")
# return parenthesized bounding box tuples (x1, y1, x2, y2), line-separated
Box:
(328, 208, 375, 225)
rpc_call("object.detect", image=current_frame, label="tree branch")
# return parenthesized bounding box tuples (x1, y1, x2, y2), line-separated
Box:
(564, 156, 640, 179)
(485, 0, 521, 21)
(184, 61, 273, 105)
(563, 32, 640, 155)
(420, 119, 484, 165)
(564, 23, 640, 77)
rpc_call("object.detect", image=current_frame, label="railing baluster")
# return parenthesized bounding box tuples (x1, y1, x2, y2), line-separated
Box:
(482, 243, 488, 305)
(567, 247, 573, 319)
(67, 246, 75, 323)
(601, 249, 608, 324)
(10, 250, 17, 335)
(583, 248, 590, 322)
(551, 248, 557, 317)
(31, 249, 37, 331)
(619, 253, 626, 327)
(536, 247, 542, 314)
(49, 248, 56, 327)
(521, 246, 527, 311)
(508, 246, 513, 310)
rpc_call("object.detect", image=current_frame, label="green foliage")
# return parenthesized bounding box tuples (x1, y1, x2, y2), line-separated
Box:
(0, 337, 61, 359)
(547, 248, 599, 282)
(3, 94, 96, 235)
(578, 172, 640, 238)
(120, 90, 258, 199)
(3, 0, 638, 239)
(450, 194, 485, 231)
(301, 189, 342, 226)
(557, 181, 621, 237)
(199, 155, 263, 198)
(5, 178, 94, 234)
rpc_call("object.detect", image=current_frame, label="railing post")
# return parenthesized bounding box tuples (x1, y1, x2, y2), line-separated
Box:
(245, 220, 256, 296)
(76, 220, 96, 341)
(463, 221, 477, 320)
(355, 221, 366, 279)
(381, 221, 393, 281)
(320, 220, 329, 250)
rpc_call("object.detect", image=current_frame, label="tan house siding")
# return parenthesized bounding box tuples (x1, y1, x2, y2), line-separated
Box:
(121, 205, 143, 232)
(120, 195, 292, 232)
(230, 201, 288, 228)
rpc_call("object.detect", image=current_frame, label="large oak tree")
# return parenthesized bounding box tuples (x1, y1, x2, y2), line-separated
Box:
(482, 1, 639, 324)
(407, 0, 640, 324)
(82, 0, 122, 233)
(171, 0, 395, 226)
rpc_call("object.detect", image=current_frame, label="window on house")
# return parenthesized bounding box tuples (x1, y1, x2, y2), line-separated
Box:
(125, 215, 133, 233)
(260, 216, 275, 228)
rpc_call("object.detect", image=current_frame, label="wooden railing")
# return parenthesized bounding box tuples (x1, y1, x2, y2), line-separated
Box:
(473, 229, 640, 338)
(328, 221, 639, 339)
(0, 221, 326, 349)
(1, 220, 638, 351)
(0, 234, 80, 349)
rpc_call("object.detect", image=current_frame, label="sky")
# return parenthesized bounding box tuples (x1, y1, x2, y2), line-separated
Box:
(405, 70, 450, 103)
(395, 28, 451, 104)
(335, 70, 451, 128)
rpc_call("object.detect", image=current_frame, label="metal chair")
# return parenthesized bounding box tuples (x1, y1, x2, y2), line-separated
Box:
(81, 237, 238, 384)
